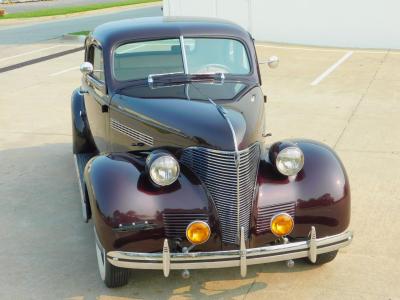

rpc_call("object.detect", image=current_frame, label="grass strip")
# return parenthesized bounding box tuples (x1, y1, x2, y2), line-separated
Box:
(69, 31, 90, 36)
(0, 0, 159, 19)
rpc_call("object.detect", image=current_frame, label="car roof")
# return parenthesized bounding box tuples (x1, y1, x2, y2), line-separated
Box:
(91, 16, 252, 47)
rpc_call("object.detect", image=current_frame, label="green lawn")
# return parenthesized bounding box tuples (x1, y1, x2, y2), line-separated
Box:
(69, 31, 90, 36)
(0, 0, 159, 19)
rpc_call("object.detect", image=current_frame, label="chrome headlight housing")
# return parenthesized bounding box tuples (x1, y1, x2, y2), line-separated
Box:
(146, 151, 180, 186)
(270, 143, 304, 176)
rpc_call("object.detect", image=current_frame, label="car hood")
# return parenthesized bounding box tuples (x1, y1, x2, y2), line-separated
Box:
(111, 81, 265, 151)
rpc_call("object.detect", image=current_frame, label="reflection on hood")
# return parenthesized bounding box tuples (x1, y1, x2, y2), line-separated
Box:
(113, 81, 264, 151)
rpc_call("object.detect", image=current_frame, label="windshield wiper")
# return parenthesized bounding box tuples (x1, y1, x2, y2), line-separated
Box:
(148, 72, 225, 88)
(189, 73, 225, 82)
(147, 72, 185, 85)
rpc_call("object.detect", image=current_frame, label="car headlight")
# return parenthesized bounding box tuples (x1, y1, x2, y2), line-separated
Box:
(146, 151, 180, 186)
(269, 143, 304, 176)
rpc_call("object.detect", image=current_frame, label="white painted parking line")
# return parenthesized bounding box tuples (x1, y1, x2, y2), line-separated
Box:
(310, 51, 353, 86)
(256, 44, 348, 53)
(256, 44, 397, 55)
(50, 66, 80, 76)
(0, 45, 67, 62)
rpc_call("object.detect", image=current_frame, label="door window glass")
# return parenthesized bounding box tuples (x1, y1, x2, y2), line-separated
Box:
(88, 45, 105, 82)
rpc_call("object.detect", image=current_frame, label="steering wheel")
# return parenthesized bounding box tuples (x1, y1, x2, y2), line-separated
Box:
(195, 64, 232, 74)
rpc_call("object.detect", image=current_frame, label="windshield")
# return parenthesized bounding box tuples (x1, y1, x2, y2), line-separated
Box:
(113, 37, 251, 81)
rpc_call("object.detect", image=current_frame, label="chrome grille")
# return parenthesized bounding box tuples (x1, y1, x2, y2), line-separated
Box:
(163, 213, 208, 238)
(111, 119, 153, 146)
(256, 202, 296, 234)
(181, 143, 261, 244)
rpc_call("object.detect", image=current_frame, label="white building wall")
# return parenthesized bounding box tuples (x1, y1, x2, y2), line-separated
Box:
(163, 0, 400, 49)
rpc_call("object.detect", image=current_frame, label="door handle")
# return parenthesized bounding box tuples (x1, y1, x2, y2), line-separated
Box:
(101, 105, 109, 113)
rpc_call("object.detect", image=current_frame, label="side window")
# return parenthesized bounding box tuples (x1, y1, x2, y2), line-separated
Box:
(87, 45, 105, 82)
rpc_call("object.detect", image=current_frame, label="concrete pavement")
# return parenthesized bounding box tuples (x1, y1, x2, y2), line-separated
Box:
(0, 40, 399, 299)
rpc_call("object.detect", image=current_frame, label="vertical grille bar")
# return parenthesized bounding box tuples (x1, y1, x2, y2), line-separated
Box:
(181, 143, 260, 244)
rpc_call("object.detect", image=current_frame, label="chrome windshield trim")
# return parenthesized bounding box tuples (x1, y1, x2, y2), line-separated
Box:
(180, 35, 189, 74)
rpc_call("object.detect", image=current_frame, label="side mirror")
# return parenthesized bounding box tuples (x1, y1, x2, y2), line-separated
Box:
(267, 56, 279, 69)
(80, 62, 93, 76)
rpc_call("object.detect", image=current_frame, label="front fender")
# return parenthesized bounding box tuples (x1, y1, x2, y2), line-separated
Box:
(252, 140, 350, 247)
(84, 153, 220, 253)
(71, 88, 96, 154)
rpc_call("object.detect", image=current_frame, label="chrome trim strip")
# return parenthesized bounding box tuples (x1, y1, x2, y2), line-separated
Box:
(223, 108, 239, 152)
(180, 35, 189, 74)
(219, 107, 241, 239)
(73, 154, 87, 221)
(107, 229, 353, 273)
(192, 97, 247, 241)
(111, 119, 154, 146)
(185, 83, 190, 100)
(239, 226, 247, 277)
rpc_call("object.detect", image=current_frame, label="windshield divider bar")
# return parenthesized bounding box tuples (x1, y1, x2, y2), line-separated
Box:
(180, 35, 189, 74)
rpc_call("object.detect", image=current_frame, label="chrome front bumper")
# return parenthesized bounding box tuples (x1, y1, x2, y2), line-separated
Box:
(107, 227, 353, 277)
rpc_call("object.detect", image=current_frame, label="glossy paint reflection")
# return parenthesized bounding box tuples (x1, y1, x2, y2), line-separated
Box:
(252, 140, 350, 246)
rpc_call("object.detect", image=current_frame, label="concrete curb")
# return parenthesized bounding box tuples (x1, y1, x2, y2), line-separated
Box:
(0, 0, 48, 4)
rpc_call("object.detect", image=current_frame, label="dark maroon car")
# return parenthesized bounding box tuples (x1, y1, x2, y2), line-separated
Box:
(71, 17, 352, 287)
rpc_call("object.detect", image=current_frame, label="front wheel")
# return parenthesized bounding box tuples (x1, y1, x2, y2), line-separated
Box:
(95, 230, 130, 288)
(304, 250, 338, 265)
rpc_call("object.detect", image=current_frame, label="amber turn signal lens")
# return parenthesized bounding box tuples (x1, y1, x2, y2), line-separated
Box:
(186, 221, 211, 245)
(270, 213, 294, 237)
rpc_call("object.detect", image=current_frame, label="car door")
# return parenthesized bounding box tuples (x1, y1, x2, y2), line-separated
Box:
(83, 44, 110, 153)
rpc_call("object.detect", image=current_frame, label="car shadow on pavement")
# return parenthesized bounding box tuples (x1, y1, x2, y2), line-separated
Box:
(0, 143, 320, 299)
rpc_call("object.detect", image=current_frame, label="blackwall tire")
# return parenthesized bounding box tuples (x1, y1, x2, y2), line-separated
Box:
(95, 230, 129, 288)
(305, 250, 338, 265)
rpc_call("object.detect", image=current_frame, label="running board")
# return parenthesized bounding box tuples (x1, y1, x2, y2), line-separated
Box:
(73, 153, 95, 222)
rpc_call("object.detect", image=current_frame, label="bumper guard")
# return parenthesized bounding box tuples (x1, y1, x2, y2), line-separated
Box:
(107, 226, 353, 277)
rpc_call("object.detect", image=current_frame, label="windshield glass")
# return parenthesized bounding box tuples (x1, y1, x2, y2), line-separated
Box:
(113, 37, 251, 81)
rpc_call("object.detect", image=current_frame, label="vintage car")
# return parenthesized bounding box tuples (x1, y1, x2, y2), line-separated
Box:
(71, 17, 352, 287)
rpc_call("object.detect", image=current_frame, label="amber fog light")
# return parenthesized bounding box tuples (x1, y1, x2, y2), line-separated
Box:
(270, 213, 294, 237)
(186, 221, 211, 245)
